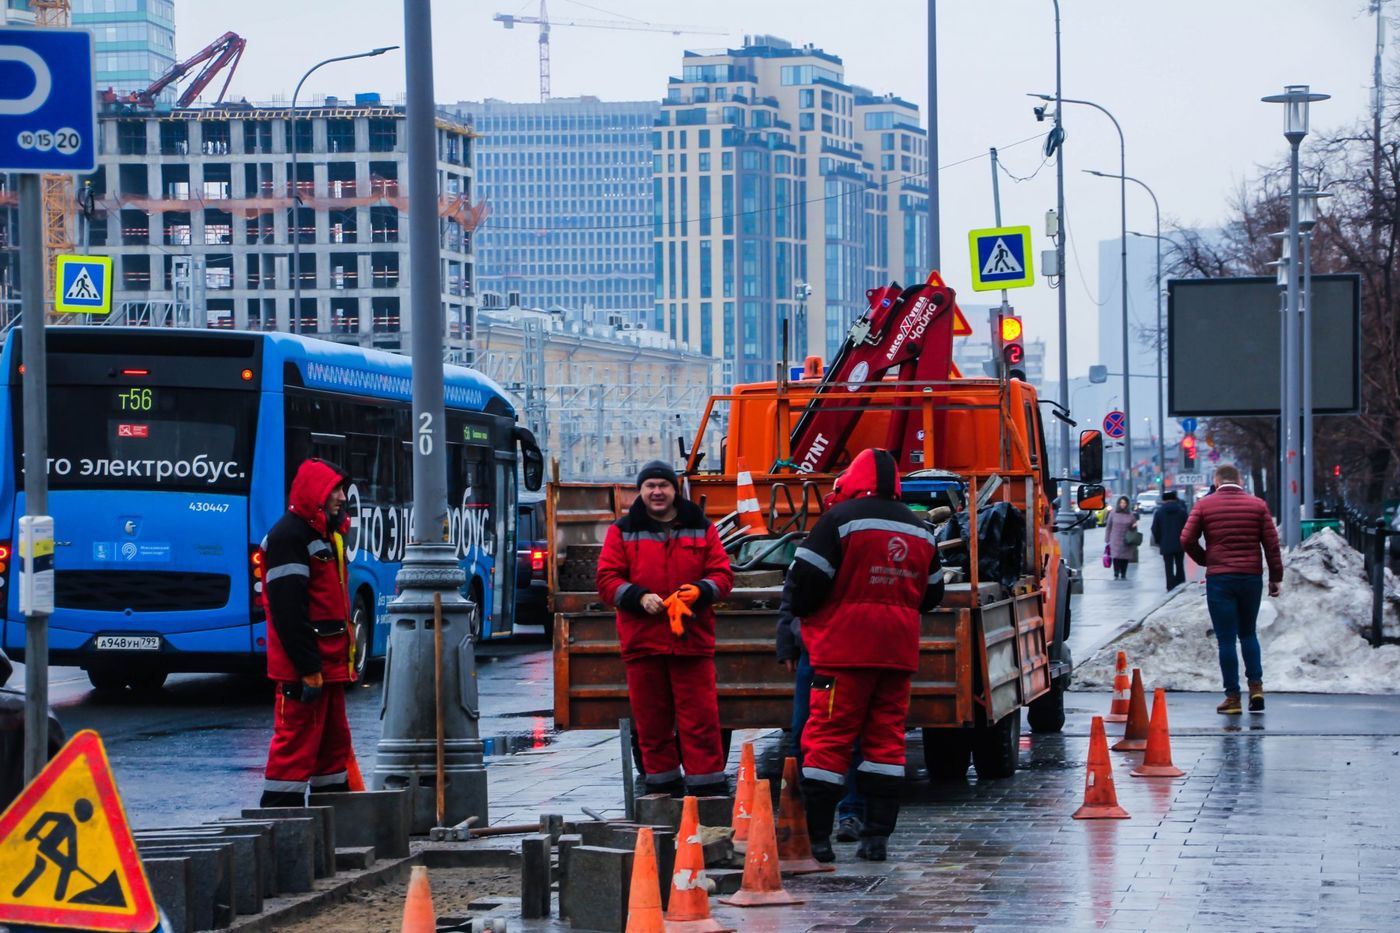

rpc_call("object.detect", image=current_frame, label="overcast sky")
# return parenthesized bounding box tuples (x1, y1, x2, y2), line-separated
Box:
(178, 0, 1384, 374)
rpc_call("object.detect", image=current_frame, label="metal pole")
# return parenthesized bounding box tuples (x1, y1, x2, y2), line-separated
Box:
(1117, 130, 1133, 500)
(1153, 214, 1163, 492)
(19, 174, 49, 783)
(1302, 228, 1314, 520)
(1285, 138, 1302, 547)
(926, 0, 940, 269)
(1051, 0, 1074, 528)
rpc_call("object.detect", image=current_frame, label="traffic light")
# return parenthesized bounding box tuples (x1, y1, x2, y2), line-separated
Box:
(1000, 315, 1026, 380)
(1181, 434, 1198, 470)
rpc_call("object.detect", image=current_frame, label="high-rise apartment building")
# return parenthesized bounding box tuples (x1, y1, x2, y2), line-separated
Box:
(72, 0, 177, 99)
(655, 36, 929, 383)
(453, 97, 658, 315)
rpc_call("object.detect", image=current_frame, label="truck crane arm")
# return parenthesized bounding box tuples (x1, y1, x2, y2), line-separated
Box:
(109, 31, 247, 109)
(782, 271, 964, 475)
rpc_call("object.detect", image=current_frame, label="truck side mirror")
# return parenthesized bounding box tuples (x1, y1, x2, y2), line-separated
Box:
(516, 426, 544, 491)
(1076, 484, 1106, 512)
(1079, 429, 1104, 484)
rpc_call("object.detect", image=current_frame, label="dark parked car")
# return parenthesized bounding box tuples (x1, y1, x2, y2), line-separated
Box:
(1, 648, 66, 807)
(515, 493, 550, 632)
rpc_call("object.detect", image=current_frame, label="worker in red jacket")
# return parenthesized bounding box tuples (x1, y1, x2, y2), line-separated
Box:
(1181, 462, 1283, 715)
(787, 448, 943, 863)
(596, 460, 734, 796)
(260, 458, 356, 807)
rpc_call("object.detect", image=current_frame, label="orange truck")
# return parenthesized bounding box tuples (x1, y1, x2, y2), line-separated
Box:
(549, 273, 1106, 779)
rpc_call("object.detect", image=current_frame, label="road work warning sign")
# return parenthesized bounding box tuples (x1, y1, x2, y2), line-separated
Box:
(0, 730, 157, 931)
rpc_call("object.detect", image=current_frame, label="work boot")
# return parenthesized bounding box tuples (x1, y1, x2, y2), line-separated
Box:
(259, 790, 306, 808)
(835, 815, 863, 843)
(1248, 681, 1265, 712)
(1216, 693, 1242, 715)
(801, 778, 844, 860)
(856, 836, 888, 861)
(686, 780, 729, 798)
(646, 777, 686, 798)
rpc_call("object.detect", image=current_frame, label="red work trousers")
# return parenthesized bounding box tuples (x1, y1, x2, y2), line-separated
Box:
(624, 654, 725, 786)
(801, 667, 911, 783)
(263, 682, 353, 795)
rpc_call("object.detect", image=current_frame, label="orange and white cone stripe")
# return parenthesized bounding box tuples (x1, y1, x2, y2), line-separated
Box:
(1105, 650, 1131, 723)
(735, 457, 768, 536)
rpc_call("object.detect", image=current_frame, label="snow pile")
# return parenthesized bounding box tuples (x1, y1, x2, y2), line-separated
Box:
(1075, 527, 1400, 693)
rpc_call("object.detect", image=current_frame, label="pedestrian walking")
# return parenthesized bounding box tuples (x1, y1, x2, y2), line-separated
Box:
(776, 482, 866, 847)
(1180, 463, 1283, 715)
(595, 460, 734, 797)
(1103, 495, 1140, 579)
(786, 448, 944, 863)
(259, 458, 357, 807)
(1151, 490, 1190, 590)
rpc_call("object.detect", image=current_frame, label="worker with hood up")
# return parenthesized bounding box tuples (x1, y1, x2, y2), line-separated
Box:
(786, 448, 944, 862)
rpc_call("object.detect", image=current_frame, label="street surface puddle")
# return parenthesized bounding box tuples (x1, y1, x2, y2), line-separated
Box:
(784, 874, 885, 893)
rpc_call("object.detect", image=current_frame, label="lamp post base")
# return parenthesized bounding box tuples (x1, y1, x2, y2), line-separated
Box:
(371, 543, 487, 832)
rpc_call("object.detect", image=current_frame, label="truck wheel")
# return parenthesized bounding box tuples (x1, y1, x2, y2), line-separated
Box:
(972, 707, 1021, 780)
(922, 728, 973, 780)
(1027, 684, 1066, 734)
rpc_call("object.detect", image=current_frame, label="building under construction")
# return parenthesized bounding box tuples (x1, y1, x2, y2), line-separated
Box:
(2, 98, 481, 355)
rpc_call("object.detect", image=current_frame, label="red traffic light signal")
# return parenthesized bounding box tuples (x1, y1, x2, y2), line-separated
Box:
(1181, 434, 1198, 470)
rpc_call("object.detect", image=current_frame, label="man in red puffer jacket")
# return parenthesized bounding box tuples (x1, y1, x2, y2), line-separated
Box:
(1181, 462, 1283, 715)
(596, 460, 733, 796)
(260, 458, 356, 806)
(787, 448, 943, 863)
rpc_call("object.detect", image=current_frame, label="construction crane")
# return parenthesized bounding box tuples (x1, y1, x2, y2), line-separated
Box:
(494, 2, 726, 101)
(101, 31, 247, 109)
(32, 0, 72, 316)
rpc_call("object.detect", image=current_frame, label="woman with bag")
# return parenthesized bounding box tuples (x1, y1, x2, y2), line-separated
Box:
(1104, 495, 1141, 580)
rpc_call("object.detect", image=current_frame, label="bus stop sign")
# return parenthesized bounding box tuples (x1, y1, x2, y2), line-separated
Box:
(0, 27, 97, 173)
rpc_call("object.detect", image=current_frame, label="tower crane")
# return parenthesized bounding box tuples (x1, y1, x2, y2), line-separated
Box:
(494, 2, 726, 101)
(31, 0, 73, 316)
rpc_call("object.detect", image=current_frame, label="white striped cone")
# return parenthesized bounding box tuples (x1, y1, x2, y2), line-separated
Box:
(1105, 650, 1131, 722)
(734, 458, 768, 536)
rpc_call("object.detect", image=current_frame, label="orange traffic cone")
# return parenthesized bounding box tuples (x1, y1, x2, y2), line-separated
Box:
(347, 750, 366, 792)
(776, 756, 833, 875)
(1111, 669, 1150, 752)
(718, 779, 804, 907)
(400, 865, 436, 933)
(734, 458, 769, 537)
(1105, 650, 1131, 722)
(625, 827, 665, 933)
(1072, 716, 1130, 820)
(1131, 688, 1186, 778)
(665, 795, 734, 933)
(731, 742, 755, 851)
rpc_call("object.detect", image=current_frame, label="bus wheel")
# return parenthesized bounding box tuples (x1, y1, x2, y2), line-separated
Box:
(468, 581, 484, 640)
(128, 669, 168, 693)
(87, 667, 126, 692)
(352, 594, 376, 683)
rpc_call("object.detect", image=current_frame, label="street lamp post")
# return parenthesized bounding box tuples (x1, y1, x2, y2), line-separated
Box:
(1298, 186, 1330, 520)
(1262, 85, 1328, 547)
(289, 46, 397, 334)
(1033, 91, 1131, 498)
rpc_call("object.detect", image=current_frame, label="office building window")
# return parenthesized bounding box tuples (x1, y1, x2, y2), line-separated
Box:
(699, 240, 712, 298)
(701, 301, 713, 356)
(722, 239, 734, 298)
(799, 89, 814, 108)
(722, 175, 734, 236)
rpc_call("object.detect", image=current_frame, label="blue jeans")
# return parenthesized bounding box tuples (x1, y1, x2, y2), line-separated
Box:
(1205, 574, 1264, 694)
(793, 652, 864, 820)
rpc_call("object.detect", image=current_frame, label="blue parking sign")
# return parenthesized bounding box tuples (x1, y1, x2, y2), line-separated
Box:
(0, 28, 97, 173)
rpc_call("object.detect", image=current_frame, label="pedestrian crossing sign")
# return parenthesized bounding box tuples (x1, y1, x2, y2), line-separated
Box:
(55, 255, 113, 315)
(0, 730, 157, 931)
(968, 226, 1034, 292)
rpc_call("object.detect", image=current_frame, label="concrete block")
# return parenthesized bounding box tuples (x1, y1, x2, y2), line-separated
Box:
(142, 825, 268, 916)
(520, 833, 552, 919)
(555, 834, 582, 920)
(136, 843, 234, 931)
(209, 819, 278, 899)
(635, 794, 682, 831)
(695, 794, 734, 828)
(539, 812, 564, 843)
(230, 813, 316, 895)
(142, 856, 192, 933)
(335, 845, 377, 871)
(707, 867, 744, 896)
(577, 820, 624, 847)
(309, 789, 410, 859)
(241, 805, 336, 878)
(701, 833, 737, 868)
(561, 846, 633, 933)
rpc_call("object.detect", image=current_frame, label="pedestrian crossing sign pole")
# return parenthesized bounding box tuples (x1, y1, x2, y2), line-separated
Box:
(55, 255, 113, 316)
(968, 226, 1034, 291)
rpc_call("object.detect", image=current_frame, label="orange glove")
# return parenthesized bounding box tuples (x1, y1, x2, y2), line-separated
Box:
(662, 591, 694, 636)
(675, 583, 702, 606)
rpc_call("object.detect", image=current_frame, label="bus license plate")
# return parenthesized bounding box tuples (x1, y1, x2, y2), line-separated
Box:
(95, 635, 162, 651)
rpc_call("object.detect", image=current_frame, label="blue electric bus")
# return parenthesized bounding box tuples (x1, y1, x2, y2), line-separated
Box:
(0, 328, 542, 691)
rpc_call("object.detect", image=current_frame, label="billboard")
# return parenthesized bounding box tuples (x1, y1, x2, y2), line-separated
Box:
(1167, 274, 1360, 416)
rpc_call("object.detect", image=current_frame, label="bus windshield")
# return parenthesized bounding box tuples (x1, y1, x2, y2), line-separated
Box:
(29, 385, 258, 493)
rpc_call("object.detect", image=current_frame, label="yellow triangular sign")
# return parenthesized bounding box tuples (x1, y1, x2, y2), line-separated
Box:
(952, 307, 973, 336)
(0, 730, 158, 931)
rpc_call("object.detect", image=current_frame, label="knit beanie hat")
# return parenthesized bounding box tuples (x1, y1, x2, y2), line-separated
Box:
(636, 459, 679, 490)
